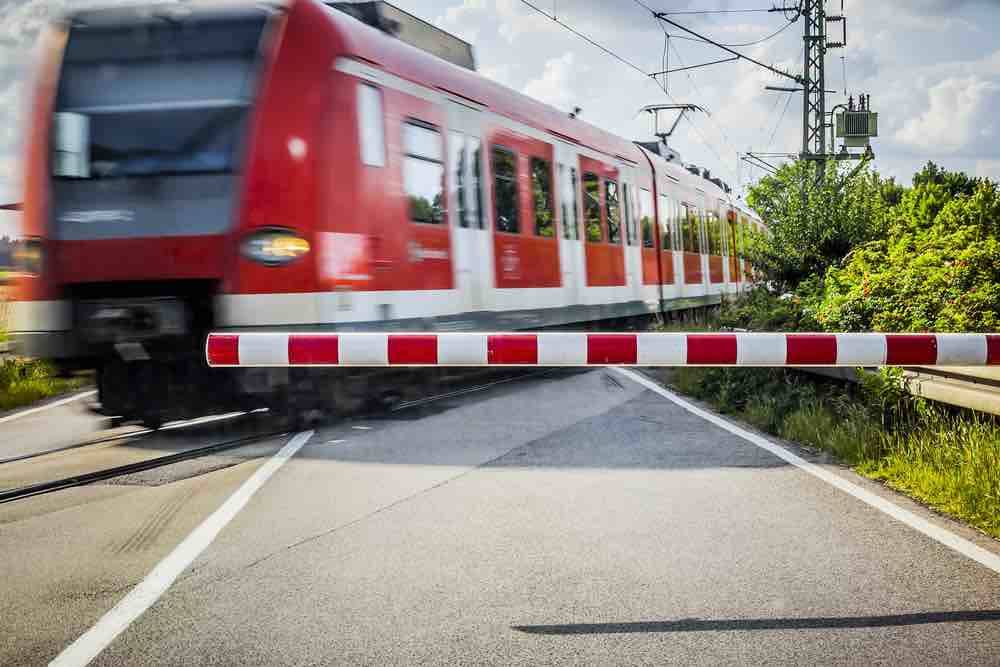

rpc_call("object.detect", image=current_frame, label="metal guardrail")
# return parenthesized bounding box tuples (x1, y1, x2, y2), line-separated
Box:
(802, 366, 1000, 417)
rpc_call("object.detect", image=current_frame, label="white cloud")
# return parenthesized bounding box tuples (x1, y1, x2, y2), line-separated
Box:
(975, 159, 1000, 181)
(522, 52, 580, 112)
(894, 75, 1000, 155)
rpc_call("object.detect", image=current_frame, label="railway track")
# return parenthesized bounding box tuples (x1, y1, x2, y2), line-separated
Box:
(0, 428, 289, 504)
(0, 368, 553, 506)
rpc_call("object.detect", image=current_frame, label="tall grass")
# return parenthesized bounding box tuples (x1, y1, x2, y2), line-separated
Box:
(862, 414, 1000, 538)
(671, 367, 1000, 540)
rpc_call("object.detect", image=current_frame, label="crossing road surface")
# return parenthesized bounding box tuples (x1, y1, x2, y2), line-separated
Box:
(2, 369, 999, 665)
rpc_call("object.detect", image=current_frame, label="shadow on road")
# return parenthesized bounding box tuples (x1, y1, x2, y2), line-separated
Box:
(512, 610, 1000, 634)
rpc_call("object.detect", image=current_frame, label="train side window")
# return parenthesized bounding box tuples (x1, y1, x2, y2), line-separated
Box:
(673, 200, 683, 251)
(449, 132, 468, 227)
(707, 212, 722, 255)
(358, 84, 385, 167)
(683, 205, 701, 253)
(658, 193, 672, 250)
(621, 182, 633, 245)
(403, 121, 444, 224)
(698, 211, 708, 253)
(583, 172, 602, 242)
(639, 187, 654, 248)
(728, 216, 738, 258)
(559, 164, 570, 239)
(492, 145, 519, 233)
(470, 138, 484, 229)
(605, 179, 621, 244)
(681, 205, 692, 252)
(569, 167, 580, 240)
(531, 157, 555, 237)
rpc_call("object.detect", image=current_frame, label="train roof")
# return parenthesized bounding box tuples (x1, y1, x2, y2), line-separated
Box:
(319, 1, 758, 216)
(320, 0, 644, 166)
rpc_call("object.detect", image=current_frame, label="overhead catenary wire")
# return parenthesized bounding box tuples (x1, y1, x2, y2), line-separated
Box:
(513, 0, 740, 185)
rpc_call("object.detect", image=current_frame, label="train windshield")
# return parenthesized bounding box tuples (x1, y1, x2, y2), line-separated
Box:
(51, 6, 269, 181)
(55, 104, 249, 180)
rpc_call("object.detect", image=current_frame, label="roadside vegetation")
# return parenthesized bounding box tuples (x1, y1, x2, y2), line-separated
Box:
(0, 281, 86, 411)
(670, 360, 1000, 540)
(0, 357, 86, 412)
(668, 161, 1000, 540)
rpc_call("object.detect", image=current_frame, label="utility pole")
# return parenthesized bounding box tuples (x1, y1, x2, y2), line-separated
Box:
(656, 1, 875, 182)
(801, 0, 828, 163)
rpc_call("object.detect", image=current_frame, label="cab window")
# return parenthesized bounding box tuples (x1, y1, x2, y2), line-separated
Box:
(358, 84, 385, 167)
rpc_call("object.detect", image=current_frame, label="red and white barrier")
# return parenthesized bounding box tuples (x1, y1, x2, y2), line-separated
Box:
(206, 332, 1000, 368)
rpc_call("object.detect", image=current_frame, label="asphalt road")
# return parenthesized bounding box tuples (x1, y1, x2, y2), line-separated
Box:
(2, 368, 999, 665)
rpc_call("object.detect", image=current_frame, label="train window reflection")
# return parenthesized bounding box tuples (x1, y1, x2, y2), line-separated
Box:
(728, 216, 739, 258)
(531, 157, 554, 237)
(470, 138, 484, 229)
(583, 172, 602, 242)
(659, 193, 671, 250)
(358, 84, 385, 167)
(707, 211, 722, 255)
(449, 132, 467, 227)
(682, 204, 701, 253)
(492, 146, 519, 233)
(403, 122, 444, 224)
(568, 167, 580, 240)
(605, 180, 621, 244)
(639, 187, 654, 248)
(621, 182, 632, 245)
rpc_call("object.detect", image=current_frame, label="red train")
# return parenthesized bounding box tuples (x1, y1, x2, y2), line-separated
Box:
(11, 0, 763, 424)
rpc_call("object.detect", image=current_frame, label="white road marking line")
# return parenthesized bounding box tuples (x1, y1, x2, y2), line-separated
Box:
(351, 425, 372, 430)
(0, 390, 97, 425)
(325, 439, 346, 445)
(614, 368, 1000, 576)
(50, 430, 315, 667)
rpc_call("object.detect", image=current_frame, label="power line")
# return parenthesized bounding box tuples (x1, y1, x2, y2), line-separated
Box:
(513, 0, 740, 184)
(514, 0, 651, 80)
(652, 12, 803, 83)
(659, 8, 781, 15)
(715, 16, 798, 47)
(766, 92, 794, 153)
(666, 37, 741, 166)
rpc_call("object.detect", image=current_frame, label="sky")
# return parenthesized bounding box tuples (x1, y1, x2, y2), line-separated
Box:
(1, 0, 999, 236)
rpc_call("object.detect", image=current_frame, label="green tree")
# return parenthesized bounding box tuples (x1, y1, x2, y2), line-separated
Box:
(745, 160, 893, 290)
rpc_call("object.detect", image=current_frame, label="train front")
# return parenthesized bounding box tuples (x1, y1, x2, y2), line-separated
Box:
(11, 2, 304, 425)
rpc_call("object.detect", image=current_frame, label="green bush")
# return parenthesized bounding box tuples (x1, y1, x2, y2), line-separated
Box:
(0, 358, 84, 411)
(813, 171, 1000, 332)
(719, 286, 819, 332)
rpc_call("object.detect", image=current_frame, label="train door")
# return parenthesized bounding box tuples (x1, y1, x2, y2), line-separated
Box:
(446, 101, 490, 313)
(556, 143, 584, 304)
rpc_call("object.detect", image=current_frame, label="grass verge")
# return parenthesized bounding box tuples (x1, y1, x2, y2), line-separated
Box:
(668, 366, 1000, 540)
(0, 357, 88, 412)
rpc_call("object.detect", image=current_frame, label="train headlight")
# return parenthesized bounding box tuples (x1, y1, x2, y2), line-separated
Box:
(13, 238, 43, 276)
(241, 229, 310, 266)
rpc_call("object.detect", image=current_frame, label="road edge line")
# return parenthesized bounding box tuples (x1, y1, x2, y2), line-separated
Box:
(49, 429, 315, 667)
(0, 389, 97, 425)
(614, 368, 1000, 576)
